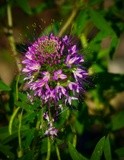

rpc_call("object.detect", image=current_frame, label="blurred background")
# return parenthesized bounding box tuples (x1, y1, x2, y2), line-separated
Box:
(0, 0, 124, 159)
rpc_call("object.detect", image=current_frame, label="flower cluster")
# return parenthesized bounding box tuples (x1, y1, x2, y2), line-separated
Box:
(22, 34, 88, 136)
(22, 34, 87, 105)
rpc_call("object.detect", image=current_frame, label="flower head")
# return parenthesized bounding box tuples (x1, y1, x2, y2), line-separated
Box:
(22, 34, 87, 105)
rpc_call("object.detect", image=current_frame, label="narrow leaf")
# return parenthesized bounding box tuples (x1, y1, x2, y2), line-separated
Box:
(104, 136, 112, 160)
(90, 136, 105, 160)
(89, 9, 111, 33)
(68, 142, 88, 160)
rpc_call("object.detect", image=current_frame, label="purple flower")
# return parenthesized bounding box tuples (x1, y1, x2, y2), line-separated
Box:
(65, 96, 78, 105)
(69, 45, 77, 54)
(22, 34, 88, 105)
(55, 84, 67, 99)
(42, 71, 51, 81)
(72, 68, 88, 81)
(44, 87, 56, 102)
(22, 61, 40, 73)
(53, 69, 67, 80)
(22, 33, 88, 137)
(45, 126, 58, 137)
(68, 81, 80, 93)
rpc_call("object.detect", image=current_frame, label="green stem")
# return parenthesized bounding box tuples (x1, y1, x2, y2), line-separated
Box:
(7, 3, 21, 72)
(55, 144, 61, 160)
(58, 8, 78, 37)
(46, 137, 51, 160)
(17, 109, 23, 158)
(9, 107, 20, 135)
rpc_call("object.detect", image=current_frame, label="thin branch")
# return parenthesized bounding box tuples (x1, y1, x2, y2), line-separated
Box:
(7, 3, 22, 72)
(58, 8, 78, 37)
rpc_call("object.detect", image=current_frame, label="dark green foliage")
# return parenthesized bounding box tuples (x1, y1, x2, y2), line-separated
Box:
(0, 0, 124, 159)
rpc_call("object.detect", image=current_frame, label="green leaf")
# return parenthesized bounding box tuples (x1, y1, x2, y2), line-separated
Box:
(23, 112, 36, 124)
(74, 9, 88, 35)
(0, 80, 11, 91)
(88, 31, 108, 52)
(18, 92, 27, 101)
(68, 142, 88, 160)
(111, 111, 124, 131)
(89, 9, 111, 33)
(88, 9, 119, 58)
(90, 136, 105, 160)
(91, 64, 105, 73)
(104, 136, 112, 160)
(15, 101, 32, 112)
(16, 0, 32, 15)
(115, 147, 124, 157)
